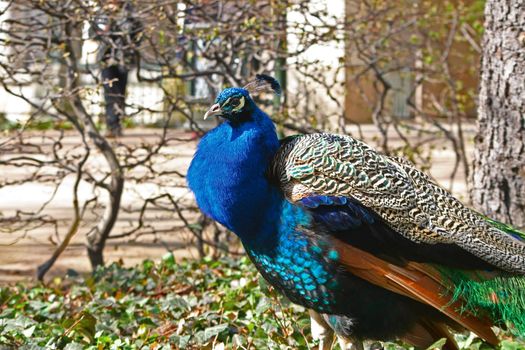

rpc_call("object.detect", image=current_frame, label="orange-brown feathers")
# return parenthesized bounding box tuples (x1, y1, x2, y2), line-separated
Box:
(332, 237, 499, 347)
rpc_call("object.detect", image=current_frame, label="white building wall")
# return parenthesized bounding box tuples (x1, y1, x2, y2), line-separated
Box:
(287, 0, 345, 129)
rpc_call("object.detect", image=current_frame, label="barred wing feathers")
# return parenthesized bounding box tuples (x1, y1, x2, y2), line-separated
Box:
(270, 134, 525, 274)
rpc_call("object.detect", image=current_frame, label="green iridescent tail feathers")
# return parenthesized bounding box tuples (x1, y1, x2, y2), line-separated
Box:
(443, 216, 525, 338)
(442, 269, 525, 338)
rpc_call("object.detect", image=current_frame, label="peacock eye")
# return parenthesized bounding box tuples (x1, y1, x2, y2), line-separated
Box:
(230, 97, 240, 107)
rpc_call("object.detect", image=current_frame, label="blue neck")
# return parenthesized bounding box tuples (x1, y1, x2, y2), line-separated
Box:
(187, 108, 283, 245)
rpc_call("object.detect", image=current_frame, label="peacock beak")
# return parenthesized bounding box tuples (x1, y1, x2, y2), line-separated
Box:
(204, 103, 221, 120)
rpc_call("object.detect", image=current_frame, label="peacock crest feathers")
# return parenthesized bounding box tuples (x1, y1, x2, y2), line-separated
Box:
(243, 74, 282, 96)
(269, 133, 525, 274)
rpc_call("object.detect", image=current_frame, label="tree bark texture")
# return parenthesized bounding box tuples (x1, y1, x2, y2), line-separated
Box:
(63, 21, 124, 270)
(471, 0, 525, 228)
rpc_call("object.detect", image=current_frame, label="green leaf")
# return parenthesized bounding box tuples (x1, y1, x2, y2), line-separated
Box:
(22, 325, 36, 338)
(425, 337, 447, 350)
(64, 342, 84, 350)
(203, 323, 229, 341)
(500, 339, 523, 350)
(188, 223, 203, 231)
(70, 311, 97, 342)
(162, 252, 176, 268)
(255, 296, 271, 315)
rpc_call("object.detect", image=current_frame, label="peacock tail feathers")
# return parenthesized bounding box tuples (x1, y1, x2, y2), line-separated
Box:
(270, 133, 525, 273)
(446, 218, 525, 336)
(439, 268, 525, 337)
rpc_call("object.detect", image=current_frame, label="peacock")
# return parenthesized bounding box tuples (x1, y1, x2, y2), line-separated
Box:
(187, 75, 525, 350)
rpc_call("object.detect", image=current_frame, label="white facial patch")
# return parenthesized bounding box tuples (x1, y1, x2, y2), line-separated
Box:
(232, 96, 245, 112)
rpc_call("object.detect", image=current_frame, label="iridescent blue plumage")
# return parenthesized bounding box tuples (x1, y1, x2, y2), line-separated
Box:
(188, 87, 341, 312)
(187, 85, 443, 344)
(188, 80, 525, 349)
(247, 200, 340, 312)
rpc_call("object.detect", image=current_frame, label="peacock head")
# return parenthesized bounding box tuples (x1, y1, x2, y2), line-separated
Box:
(204, 74, 281, 123)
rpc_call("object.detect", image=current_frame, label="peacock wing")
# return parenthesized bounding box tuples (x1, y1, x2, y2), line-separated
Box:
(269, 133, 525, 273)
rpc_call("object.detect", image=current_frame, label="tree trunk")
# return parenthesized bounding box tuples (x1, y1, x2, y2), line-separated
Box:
(62, 21, 125, 270)
(471, 0, 525, 228)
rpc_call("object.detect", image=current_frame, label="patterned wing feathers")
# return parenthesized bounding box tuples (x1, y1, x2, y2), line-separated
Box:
(272, 134, 525, 273)
(278, 135, 418, 207)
